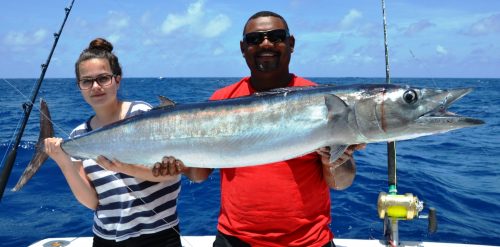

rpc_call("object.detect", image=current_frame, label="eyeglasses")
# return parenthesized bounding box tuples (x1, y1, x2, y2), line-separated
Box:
(243, 29, 289, 45)
(77, 74, 115, 90)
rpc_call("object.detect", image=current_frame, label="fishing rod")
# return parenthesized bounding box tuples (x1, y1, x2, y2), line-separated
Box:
(381, 0, 398, 195)
(0, 0, 76, 202)
(378, 2, 437, 246)
(379, 1, 401, 245)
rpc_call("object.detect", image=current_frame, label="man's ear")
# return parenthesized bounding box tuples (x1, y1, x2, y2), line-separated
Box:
(240, 40, 246, 56)
(289, 35, 295, 53)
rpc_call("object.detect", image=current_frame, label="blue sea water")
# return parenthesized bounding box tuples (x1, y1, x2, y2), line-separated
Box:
(0, 77, 499, 246)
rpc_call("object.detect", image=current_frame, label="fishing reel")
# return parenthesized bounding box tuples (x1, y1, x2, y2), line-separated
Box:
(377, 192, 437, 233)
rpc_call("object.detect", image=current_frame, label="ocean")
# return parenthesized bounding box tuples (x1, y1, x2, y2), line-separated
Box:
(0, 77, 498, 246)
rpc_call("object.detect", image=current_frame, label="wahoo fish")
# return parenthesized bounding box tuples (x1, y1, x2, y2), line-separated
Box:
(13, 84, 483, 191)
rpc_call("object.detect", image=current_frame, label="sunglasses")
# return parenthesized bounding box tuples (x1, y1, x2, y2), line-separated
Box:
(243, 29, 290, 45)
(77, 74, 115, 90)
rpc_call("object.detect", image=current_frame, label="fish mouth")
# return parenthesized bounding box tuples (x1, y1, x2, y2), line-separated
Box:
(416, 88, 484, 127)
(417, 111, 485, 126)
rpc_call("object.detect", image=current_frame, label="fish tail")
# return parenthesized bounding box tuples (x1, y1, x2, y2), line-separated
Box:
(12, 99, 54, 192)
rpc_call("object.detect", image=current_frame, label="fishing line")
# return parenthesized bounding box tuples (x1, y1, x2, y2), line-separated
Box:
(63, 112, 192, 246)
(0, 111, 23, 170)
(24, 97, 189, 245)
(3, 79, 192, 245)
(0, 79, 74, 139)
(0, 78, 41, 169)
(408, 49, 439, 88)
(0, 0, 76, 201)
(0, 2, 192, 245)
(406, 49, 490, 161)
(30, 94, 189, 245)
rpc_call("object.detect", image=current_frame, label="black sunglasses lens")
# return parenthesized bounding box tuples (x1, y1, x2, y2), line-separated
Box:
(267, 30, 287, 43)
(244, 29, 288, 45)
(244, 32, 264, 45)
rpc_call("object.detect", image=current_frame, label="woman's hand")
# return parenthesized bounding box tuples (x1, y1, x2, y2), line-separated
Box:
(44, 137, 71, 165)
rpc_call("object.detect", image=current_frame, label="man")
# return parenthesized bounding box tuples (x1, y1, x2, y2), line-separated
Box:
(157, 10, 364, 247)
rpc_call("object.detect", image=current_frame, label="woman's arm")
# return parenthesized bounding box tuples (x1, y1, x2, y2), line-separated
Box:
(100, 156, 213, 183)
(97, 156, 180, 183)
(44, 138, 98, 209)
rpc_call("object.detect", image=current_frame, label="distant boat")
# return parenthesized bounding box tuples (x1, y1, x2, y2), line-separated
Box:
(158, 76, 165, 80)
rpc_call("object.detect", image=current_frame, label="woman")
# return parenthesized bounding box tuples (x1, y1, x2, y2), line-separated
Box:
(44, 38, 184, 247)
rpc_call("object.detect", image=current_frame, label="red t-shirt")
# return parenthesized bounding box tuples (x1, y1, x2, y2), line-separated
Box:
(210, 75, 333, 247)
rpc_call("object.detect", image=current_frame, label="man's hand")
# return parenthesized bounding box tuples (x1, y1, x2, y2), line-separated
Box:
(96, 155, 184, 182)
(316, 144, 366, 168)
(317, 144, 366, 190)
(152, 156, 186, 177)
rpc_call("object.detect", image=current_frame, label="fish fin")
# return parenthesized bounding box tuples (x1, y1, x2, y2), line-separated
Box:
(12, 99, 54, 192)
(254, 86, 316, 96)
(158, 95, 176, 107)
(324, 94, 350, 163)
(328, 145, 349, 164)
(324, 94, 348, 120)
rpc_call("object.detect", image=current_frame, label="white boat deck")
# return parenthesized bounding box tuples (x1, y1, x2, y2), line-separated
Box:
(30, 236, 498, 247)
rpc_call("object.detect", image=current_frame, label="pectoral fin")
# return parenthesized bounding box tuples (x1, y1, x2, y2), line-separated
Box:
(324, 94, 348, 121)
(328, 145, 349, 164)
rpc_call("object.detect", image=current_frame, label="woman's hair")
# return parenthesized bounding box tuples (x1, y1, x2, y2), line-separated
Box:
(75, 38, 122, 80)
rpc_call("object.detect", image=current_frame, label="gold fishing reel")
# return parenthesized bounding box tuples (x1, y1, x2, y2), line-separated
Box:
(377, 192, 438, 234)
(377, 192, 423, 220)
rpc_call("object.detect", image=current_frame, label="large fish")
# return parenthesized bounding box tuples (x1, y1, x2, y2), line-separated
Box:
(13, 84, 483, 191)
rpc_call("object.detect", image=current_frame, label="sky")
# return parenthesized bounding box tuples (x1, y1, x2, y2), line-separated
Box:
(0, 0, 499, 78)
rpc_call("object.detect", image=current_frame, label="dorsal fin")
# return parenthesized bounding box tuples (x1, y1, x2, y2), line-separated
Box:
(253, 85, 318, 97)
(158, 95, 176, 107)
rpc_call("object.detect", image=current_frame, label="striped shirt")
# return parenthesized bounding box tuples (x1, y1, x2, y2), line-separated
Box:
(70, 101, 181, 242)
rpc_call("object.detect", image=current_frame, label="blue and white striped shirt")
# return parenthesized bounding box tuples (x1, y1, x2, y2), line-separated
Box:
(70, 101, 180, 242)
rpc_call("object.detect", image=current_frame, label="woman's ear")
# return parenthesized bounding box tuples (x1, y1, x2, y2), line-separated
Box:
(115, 75, 122, 88)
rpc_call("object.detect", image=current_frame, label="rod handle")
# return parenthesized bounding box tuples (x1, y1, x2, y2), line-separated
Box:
(428, 207, 438, 233)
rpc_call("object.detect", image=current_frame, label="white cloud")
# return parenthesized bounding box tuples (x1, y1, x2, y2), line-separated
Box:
(328, 54, 345, 64)
(462, 13, 500, 36)
(143, 38, 157, 46)
(4, 29, 47, 46)
(436, 45, 448, 55)
(353, 53, 374, 63)
(33, 29, 47, 42)
(161, 0, 204, 34)
(202, 14, 231, 38)
(213, 47, 224, 55)
(404, 20, 435, 36)
(107, 34, 121, 44)
(107, 11, 130, 29)
(340, 9, 362, 29)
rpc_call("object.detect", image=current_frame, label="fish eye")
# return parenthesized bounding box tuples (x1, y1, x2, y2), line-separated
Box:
(403, 89, 418, 104)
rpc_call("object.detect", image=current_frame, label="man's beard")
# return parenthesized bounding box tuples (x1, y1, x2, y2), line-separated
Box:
(254, 50, 281, 72)
(256, 59, 279, 72)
